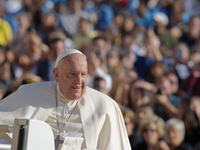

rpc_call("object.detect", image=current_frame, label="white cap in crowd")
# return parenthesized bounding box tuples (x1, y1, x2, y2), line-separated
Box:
(153, 12, 169, 25)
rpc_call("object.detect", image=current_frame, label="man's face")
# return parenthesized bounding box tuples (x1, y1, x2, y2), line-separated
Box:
(53, 54, 88, 100)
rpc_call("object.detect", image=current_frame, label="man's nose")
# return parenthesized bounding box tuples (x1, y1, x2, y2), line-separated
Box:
(75, 75, 82, 84)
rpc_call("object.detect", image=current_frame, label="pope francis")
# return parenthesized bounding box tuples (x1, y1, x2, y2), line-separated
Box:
(0, 49, 131, 150)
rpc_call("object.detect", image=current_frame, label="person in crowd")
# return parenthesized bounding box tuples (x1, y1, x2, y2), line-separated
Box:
(13, 30, 51, 79)
(190, 96, 200, 123)
(0, 85, 6, 100)
(20, 0, 46, 29)
(165, 118, 193, 150)
(91, 35, 111, 61)
(0, 49, 131, 150)
(152, 73, 182, 121)
(58, 0, 90, 38)
(166, 71, 181, 96)
(122, 107, 142, 150)
(0, 45, 21, 81)
(168, 1, 190, 27)
(84, 43, 113, 93)
(180, 16, 200, 51)
(106, 48, 137, 104)
(36, 11, 59, 44)
(106, 49, 126, 102)
(72, 17, 97, 50)
(13, 32, 46, 84)
(92, 0, 114, 31)
(93, 76, 109, 95)
(8, 12, 30, 48)
(183, 0, 200, 17)
(121, 15, 135, 37)
(192, 36, 200, 53)
(0, 60, 15, 90)
(133, 104, 155, 146)
(0, 4, 13, 47)
(109, 10, 124, 47)
(120, 32, 135, 57)
(135, 115, 166, 150)
(181, 108, 200, 147)
(134, 27, 164, 80)
(116, 51, 138, 104)
(172, 42, 191, 86)
(1, 0, 21, 37)
(36, 37, 66, 81)
(134, 0, 160, 28)
(169, 26, 182, 51)
(181, 61, 200, 97)
(147, 61, 168, 84)
(127, 78, 156, 111)
(135, 105, 155, 127)
(153, 12, 176, 55)
(3, 72, 42, 99)
(47, 29, 74, 50)
(154, 139, 171, 150)
(14, 30, 44, 61)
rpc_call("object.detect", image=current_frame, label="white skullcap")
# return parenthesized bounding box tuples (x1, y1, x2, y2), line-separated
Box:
(55, 49, 85, 67)
(153, 12, 169, 25)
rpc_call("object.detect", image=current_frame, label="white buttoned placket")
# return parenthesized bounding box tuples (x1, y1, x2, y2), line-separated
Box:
(45, 87, 85, 150)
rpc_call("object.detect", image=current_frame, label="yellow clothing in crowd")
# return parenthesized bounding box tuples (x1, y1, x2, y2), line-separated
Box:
(0, 18, 12, 46)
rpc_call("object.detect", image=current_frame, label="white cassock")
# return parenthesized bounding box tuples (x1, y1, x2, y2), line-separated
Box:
(0, 81, 131, 150)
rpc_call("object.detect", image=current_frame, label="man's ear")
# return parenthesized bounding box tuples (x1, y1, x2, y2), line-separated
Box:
(53, 68, 59, 82)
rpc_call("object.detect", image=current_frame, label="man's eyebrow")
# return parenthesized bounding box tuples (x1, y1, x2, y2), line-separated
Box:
(67, 69, 87, 72)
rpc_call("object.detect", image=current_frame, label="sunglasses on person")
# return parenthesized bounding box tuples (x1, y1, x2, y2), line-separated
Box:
(142, 128, 157, 133)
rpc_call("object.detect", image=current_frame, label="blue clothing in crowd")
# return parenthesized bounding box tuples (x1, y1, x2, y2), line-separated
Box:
(94, 3, 114, 30)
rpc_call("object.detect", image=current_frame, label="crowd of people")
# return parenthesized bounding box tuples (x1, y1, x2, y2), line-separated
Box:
(1, 0, 200, 149)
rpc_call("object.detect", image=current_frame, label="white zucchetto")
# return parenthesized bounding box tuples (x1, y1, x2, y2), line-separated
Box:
(55, 49, 85, 67)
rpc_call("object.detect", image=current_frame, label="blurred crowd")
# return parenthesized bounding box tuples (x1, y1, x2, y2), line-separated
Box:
(0, 0, 200, 149)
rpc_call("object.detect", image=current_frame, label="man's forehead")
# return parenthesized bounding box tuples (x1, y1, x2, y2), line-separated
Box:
(62, 55, 87, 68)
(64, 53, 87, 63)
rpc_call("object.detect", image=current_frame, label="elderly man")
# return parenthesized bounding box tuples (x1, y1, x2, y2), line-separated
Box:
(0, 49, 131, 150)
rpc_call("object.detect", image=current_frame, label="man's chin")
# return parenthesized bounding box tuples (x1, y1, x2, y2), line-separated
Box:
(70, 93, 82, 100)
(69, 88, 86, 100)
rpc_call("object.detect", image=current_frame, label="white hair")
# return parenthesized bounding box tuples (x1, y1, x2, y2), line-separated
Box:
(166, 118, 185, 137)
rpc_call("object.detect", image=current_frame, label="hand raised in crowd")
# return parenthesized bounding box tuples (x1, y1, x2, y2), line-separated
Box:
(152, 94, 169, 106)
(133, 80, 157, 93)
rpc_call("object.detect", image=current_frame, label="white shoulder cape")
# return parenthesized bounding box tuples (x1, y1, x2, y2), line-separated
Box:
(0, 81, 131, 150)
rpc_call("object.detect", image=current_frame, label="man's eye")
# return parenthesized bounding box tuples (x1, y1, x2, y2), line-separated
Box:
(68, 73, 75, 77)
(82, 73, 87, 76)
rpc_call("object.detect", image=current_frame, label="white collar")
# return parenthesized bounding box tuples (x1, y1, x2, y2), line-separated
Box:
(56, 84, 79, 104)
